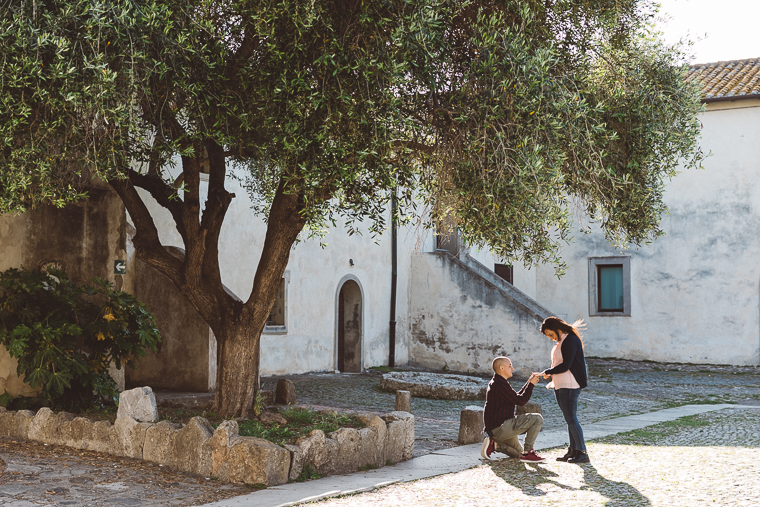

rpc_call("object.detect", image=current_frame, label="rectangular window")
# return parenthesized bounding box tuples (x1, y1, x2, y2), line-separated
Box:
(494, 263, 514, 285)
(597, 265, 624, 311)
(588, 257, 631, 316)
(263, 272, 289, 334)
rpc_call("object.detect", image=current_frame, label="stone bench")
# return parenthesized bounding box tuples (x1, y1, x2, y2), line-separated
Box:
(458, 402, 542, 444)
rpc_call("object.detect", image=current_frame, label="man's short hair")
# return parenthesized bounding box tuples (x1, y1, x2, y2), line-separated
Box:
(492, 356, 510, 373)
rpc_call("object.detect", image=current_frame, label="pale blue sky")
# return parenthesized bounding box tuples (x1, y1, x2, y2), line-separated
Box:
(656, 0, 760, 63)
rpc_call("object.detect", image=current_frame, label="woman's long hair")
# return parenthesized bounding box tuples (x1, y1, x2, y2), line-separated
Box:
(540, 316, 586, 348)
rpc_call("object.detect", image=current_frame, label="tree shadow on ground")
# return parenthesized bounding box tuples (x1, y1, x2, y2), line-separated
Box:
(488, 454, 651, 506)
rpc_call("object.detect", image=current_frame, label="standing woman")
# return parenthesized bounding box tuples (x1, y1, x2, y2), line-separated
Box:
(539, 316, 590, 463)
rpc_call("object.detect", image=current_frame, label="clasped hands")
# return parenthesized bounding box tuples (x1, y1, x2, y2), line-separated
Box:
(529, 371, 551, 384)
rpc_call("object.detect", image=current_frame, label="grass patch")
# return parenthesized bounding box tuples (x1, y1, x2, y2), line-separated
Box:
(238, 407, 366, 446)
(358, 463, 379, 471)
(244, 483, 267, 491)
(596, 414, 712, 445)
(295, 463, 322, 482)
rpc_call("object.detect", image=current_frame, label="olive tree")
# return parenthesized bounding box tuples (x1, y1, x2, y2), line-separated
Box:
(0, 0, 704, 416)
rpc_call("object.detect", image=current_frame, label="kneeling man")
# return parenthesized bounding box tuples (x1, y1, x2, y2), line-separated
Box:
(481, 356, 546, 463)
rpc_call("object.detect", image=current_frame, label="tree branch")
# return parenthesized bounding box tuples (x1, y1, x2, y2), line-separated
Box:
(109, 177, 184, 283)
(127, 170, 188, 243)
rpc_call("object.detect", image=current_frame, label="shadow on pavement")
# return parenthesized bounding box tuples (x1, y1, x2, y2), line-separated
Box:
(488, 458, 651, 506)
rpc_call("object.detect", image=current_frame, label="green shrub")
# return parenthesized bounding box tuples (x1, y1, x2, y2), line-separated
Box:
(0, 266, 160, 410)
(237, 407, 365, 446)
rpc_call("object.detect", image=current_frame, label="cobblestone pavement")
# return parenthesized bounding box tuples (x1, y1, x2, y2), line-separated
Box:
(0, 440, 249, 506)
(263, 358, 760, 456)
(302, 407, 760, 507)
(1, 359, 758, 506)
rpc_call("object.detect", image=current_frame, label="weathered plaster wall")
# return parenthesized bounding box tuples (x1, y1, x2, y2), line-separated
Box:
(133, 168, 421, 377)
(0, 187, 130, 396)
(126, 256, 211, 391)
(408, 252, 554, 376)
(466, 246, 537, 300)
(534, 102, 760, 365)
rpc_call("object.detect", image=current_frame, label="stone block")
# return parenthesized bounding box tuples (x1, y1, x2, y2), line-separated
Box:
(258, 411, 287, 425)
(295, 429, 336, 475)
(384, 420, 405, 464)
(144, 420, 181, 467)
(64, 417, 94, 450)
(15, 410, 34, 440)
(516, 402, 542, 416)
(328, 427, 361, 473)
(215, 436, 290, 486)
(275, 379, 297, 405)
(0, 410, 14, 438)
(27, 407, 53, 442)
(0, 410, 32, 440)
(173, 416, 214, 477)
(358, 427, 380, 469)
(28, 408, 74, 445)
(458, 405, 484, 444)
(117, 386, 159, 423)
(87, 420, 115, 453)
(210, 420, 240, 475)
(395, 390, 411, 412)
(283, 443, 303, 482)
(113, 417, 152, 458)
(367, 415, 387, 467)
(382, 411, 414, 460)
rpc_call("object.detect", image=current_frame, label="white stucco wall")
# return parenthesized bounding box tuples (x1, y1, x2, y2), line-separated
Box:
(408, 252, 554, 376)
(534, 100, 760, 365)
(134, 167, 432, 375)
(465, 246, 537, 300)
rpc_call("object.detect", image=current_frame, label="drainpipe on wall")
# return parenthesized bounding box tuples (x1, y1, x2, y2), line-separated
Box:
(389, 188, 398, 368)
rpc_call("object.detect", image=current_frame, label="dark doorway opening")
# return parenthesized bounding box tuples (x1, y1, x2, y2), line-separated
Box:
(337, 280, 362, 372)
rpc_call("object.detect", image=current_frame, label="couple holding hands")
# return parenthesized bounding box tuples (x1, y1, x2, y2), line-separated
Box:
(480, 316, 590, 464)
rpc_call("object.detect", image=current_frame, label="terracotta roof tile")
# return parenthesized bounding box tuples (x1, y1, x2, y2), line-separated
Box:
(687, 58, 760, 100)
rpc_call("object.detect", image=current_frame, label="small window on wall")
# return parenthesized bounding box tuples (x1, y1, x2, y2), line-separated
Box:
(589, 257, 630, 316)
(264, 273, 289, 334)
(494, 263, 513, 284)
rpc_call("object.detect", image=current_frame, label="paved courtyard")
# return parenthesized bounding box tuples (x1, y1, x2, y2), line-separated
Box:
(1, 358, 759, 506)
(263, 358, 760, 456)
(302, 408, 760, 507)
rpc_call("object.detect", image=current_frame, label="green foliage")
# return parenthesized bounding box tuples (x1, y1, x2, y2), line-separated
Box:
(0, 266, 161, 410)
(295, 463, 322, 482)
(252, 389, 266, 418)
(237, 407, 364, 446)
(0, 0, 704, 270)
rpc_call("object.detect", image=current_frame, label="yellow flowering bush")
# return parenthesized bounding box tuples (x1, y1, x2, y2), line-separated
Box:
(0, 267, 160, 410)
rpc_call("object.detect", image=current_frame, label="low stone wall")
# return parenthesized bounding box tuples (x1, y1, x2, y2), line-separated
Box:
(381, 371, 488, 400)
(0, 406, 414, 486)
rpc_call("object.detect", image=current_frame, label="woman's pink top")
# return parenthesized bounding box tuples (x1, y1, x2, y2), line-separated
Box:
(548, 335, 581, 390)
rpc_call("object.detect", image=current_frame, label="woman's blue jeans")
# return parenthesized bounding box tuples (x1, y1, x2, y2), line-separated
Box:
(554, 388, 586, 452)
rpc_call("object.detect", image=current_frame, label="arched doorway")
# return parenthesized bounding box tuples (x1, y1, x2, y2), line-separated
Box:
(337, 279, 363, 372)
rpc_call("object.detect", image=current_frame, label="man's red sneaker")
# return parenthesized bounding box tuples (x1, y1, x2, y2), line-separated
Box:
(480, 436, 495, 459)
(520, 450, 547, 463)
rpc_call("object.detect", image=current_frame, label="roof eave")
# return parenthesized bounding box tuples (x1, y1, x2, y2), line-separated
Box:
(702, 93, 760, 103)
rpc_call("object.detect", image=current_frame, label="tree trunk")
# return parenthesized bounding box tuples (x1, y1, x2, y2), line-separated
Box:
(212, 316, 263, 417)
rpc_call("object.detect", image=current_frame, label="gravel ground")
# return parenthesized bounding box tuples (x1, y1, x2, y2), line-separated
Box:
(302, 408, 760, 507)
(0, 440, 249, 506)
